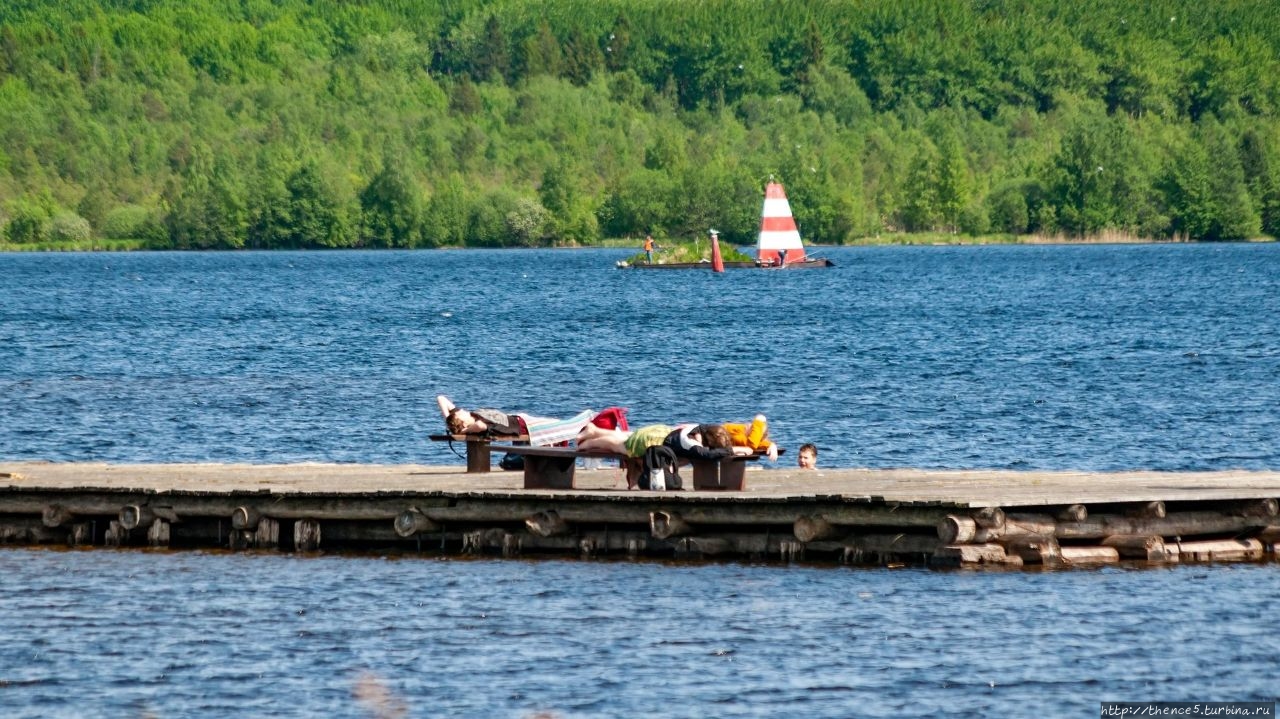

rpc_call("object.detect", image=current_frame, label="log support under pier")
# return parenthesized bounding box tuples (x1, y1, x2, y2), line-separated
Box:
(294, 519, 321, 551)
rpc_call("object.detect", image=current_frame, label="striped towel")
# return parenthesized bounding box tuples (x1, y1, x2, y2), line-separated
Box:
(518, 409, 597, 447)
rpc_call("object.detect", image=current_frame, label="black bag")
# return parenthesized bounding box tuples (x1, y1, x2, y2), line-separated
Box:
(641, 445, 681, 490)
(498, 452, 525, 471)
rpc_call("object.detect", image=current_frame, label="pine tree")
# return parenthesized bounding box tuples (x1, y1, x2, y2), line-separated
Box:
(1167, 135, 1215, 239)
(1203, 121, 1260, 239)
(360, 158, 422, 248)
(934, 129, 971, 233)
(474, 14, 509, 82)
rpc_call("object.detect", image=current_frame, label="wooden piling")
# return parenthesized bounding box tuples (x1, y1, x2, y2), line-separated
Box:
(393, 509, 439, 538)
(231, 506, 261, 531)
(147, 518, 170, 547)
(793, 515, 837, 542)
(1055, 504, 1088, 522)
(2, 461, 1279, 569)
(119, 505, 155, 531)
(650, 511, 691, 540)
(294, 519, 321, 551)
(1171, 538, 1265, 562)
(525, 510, 569, 537)
(1003, 536, 1062, 565)
(1059, 546, 1121, 564)
(1126, 501, 1166, 519)
(931, 544, 1022, 567)
(1101, 535, 1175, 561)
(42, 504, 75, 528)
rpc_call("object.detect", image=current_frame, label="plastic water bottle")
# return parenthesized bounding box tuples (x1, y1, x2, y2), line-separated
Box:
(649, 468, 665, 491)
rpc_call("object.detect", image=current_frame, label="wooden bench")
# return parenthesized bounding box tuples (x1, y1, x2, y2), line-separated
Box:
(489, 445, 778, 491)
(427, 433, 529, 474)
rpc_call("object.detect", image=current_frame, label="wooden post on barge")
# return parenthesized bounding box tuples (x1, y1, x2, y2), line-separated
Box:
(1101, 535, 1175, 561)
(120, 505, 155, 531)
(104, 520, 128, 547)
(1126, 501, 1166, 519)
(676, 536, 733, 557)
(1056, 504, 1088, 522)
(69, 522, 92, 546)
(779, 539, 805, 562)
(650, 511, 691, 540)
(42, 504, 75, 528)
(974, 507, 1006, 528)
(147, 518, 170, 547)
(503, 533, 522, 558)
(394, 508, 439, 538)
(1171, 538, 1264, 562)
(256, 518, 279, 548)
(1202, 498, 1278, 518)
(232, 506, 261, 531)
(525, 510, 570, 537)
(931, 544, 1022, 567)
(1059, 546, 1121, 564)
(1003, 535, 1062, 565)
(794, 515, 837, 543)
(294, 519, 321, 551)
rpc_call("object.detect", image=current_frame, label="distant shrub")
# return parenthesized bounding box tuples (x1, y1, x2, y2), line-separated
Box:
(959, 201, 991, 236)
(505, 197, 550, 246)
(4, 201, 50, 244)
(50, 211, 92, 243)
(102, 205, 153, 239)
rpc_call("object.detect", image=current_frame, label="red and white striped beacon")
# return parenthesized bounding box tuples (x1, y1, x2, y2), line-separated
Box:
(757, 180, 807, 266)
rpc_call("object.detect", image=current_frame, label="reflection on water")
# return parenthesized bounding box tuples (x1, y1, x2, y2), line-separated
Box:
(1, 548, 1277, 717)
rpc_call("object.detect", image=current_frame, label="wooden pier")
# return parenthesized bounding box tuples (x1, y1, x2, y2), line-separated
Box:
(3, 461, 1280, 567)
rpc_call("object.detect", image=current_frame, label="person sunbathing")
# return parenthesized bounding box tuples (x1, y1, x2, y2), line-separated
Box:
(436, 395, 595, 446)
(577, 422, 739, 490)
(722, 414, 780, 462)
(576, 422, 758, 459)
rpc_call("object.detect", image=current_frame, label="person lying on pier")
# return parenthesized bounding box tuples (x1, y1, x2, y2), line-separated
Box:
(577, 422, 751, 464)
(577, 421, 767, 459)
(577, 422, 741, 490)
(723, 414, 780, 462)
(576, 423, 669, 457)
(437, 395, 596, 447)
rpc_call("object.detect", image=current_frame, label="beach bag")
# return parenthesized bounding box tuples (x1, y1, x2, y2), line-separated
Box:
(498, 452, 525, 471)
(592, 406, 629, 431)
(641, 445, 680, 490)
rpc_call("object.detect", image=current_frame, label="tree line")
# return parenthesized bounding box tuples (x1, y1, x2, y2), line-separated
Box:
(1, 0, 1278, 249)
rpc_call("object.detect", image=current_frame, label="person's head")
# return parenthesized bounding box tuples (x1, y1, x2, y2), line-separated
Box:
(445, 407, 473, 434)
(699, 424, 733, 450)
(798, 443, 818, 470)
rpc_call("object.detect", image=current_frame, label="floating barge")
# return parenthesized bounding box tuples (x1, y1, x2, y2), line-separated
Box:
(616, 181, 834, 270)
(616, 258, 834, 270)
(3, 462, 1280, 567)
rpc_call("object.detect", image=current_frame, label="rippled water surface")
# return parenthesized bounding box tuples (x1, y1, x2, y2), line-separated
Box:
(2, 244, 1279, 469)
(3, 246, 1280, 716)
(1, 549, 1278, 718)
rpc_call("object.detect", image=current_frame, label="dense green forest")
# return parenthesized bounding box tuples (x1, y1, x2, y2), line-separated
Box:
(2, 0, 1279, 249)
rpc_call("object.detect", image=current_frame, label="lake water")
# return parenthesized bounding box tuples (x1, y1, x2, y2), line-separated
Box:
(3, 244, 1279, 470)
(2, 245, 1279, 716)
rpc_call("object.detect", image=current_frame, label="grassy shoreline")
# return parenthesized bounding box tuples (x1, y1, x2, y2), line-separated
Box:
(2, 233, 1273, 253)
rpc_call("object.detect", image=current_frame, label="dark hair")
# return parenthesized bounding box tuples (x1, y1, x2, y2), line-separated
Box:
(799, 443, 818, 455)
(446, 407, 466, 434)
(700, 424, 733, 450)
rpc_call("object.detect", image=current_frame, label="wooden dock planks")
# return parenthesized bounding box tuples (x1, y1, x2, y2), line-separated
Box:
(2, 462, 1280, 567)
